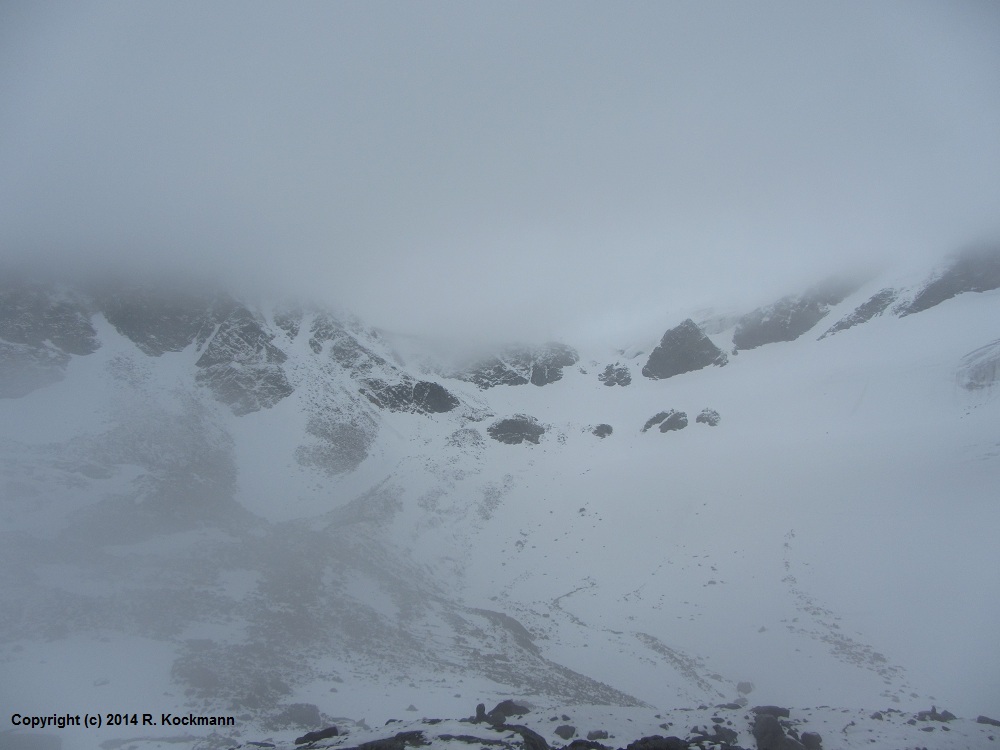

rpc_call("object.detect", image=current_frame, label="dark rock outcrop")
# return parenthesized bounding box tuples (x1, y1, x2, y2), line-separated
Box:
(99, 283, 234, 356)
(733, 277, 860, 351)
(599, 363, 632, 386)
(819, 288, 898, 338)
(641, 319, 727, 380)
(592, 424, 613, 438)
(915, 706, 956, 722)
(555, 725, 576, 740)
(903, 245, 1000, 316)
(485, 700, 530, 725)
(695, 409, 720, 426)
(643, 410, 688, 433)
(659, 411, 688, 432)
(978, 715, 1000, 727)
(752, 713, 803, 750)
(295, 725, 339, 744)
(361, 378, 459, 414)
(624, 735, 688, 750)
(455, 343, 579, 389)
(488, 415, 546, 445)
(195, 306, 294, 415)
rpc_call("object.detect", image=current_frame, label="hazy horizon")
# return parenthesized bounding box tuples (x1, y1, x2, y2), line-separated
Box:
(2, 1, 999, 342)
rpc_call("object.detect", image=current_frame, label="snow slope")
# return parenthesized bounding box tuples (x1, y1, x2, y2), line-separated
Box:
(1, 257, 998, 749)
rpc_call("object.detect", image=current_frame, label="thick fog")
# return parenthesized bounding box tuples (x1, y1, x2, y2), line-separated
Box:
(2, 1, 999, 341)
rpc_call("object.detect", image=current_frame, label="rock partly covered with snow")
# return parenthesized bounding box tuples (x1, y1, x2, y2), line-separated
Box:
(454, 343, 579, 388)
(733, 277, 860, 350)
(641, 319, 727, 380)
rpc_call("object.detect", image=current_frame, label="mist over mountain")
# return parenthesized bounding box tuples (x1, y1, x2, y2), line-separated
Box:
(2, 246, 999, 749)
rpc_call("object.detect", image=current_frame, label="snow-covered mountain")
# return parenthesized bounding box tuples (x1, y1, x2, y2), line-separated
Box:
(2, 247, 999, 750)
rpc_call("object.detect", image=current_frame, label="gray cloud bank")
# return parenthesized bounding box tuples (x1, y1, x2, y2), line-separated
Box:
(2, 1, 999, 342)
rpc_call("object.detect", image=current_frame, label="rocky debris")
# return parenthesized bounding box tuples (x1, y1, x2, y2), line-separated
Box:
(915, 706, 956, 722)
(455, 343, 579, 389)
(695, 409, 720, 426)
(957, 338, 1000, 391)
(690, 724, 739, 746)
(819, 288, 898, 338)
(902, 245, 1000, 316)
(447, 427, 484, 447)
(488, 415, 546, 445)
(733, 277, 860, 350)
(978, 715, 1000, 727)
(586, 730, 609, 740)
(503, 724, 549, 750)
(591, 424, 613, 438)
(360, 378, 460, 414)
(555, 725, 576, 740)
(641, 319, 728, 380)
(799, 731, 822, 749)
(295, 725, 339, 744)
(643, 410, 688, 433)
(598, 363, 632, 386)
(195, 306, 294, 415)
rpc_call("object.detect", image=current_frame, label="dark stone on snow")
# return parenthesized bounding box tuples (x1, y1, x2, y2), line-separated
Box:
(486, 700, 530, 725)
(903, 245, 1000, 316)
(695, 724, 740, 746)
(799, 732, 822, 750)
(752, 713, 803, 750)
(354, 730, 429, 750)
(295, 725, 339, 744)
(638, 410, 693, 432)
(488, 415, 545, 445)
(502, 724, 549, 750)
(625, 735, 688, 750)
(717, 703, 743, 710)
(978, 715, 1000, 727)
(592, 424, 613, 438)
(819, 288, 898, 338)
(733, 277, 859, 350)
(599, 363, 632, 386)
(586, 730, 610, 740)
(567, 740, 610, 750)
(555, 725, 576, 740)
(916, 706, 956, 722)
(641, 319, 727, 380)
(696, 408, 720, 426)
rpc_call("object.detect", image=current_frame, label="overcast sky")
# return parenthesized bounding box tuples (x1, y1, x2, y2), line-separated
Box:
(2, 1, 999, 342)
